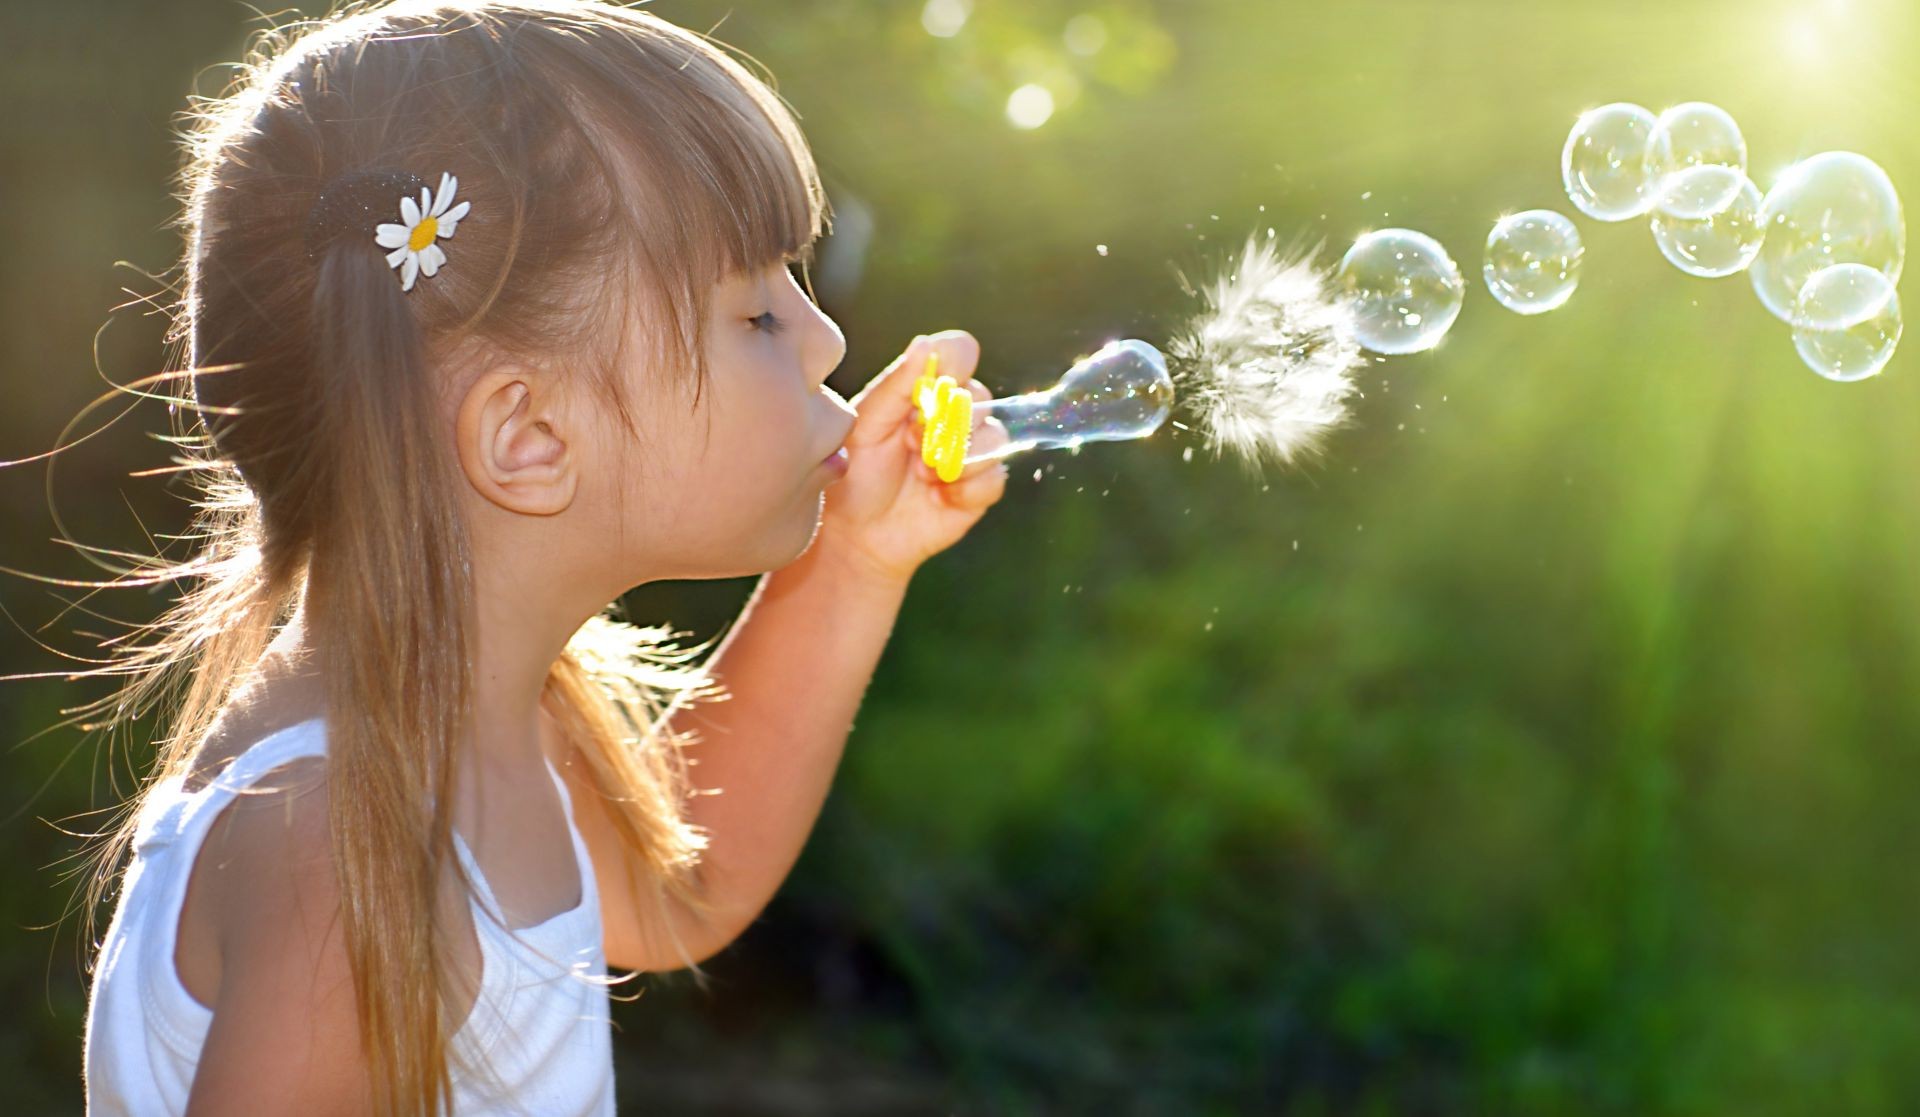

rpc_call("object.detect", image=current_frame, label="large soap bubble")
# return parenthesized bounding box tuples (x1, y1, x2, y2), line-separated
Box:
(952, 339, 1175, 462)
(1483, 210, 1583, 314)
(1562, 103, 1659, 221)
(1750, 152, 1906, 322)
(1649, 102, 1747, 214)
(1650, 168, 1766, 277)
(1791, 263, 1902, 382)
(1337, 229, 1466, 354)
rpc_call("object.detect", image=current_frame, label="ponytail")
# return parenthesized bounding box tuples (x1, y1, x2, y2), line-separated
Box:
(306, 236, 476, 1115)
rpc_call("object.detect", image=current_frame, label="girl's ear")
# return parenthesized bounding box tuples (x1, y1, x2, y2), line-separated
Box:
(455, 370, 578, 516)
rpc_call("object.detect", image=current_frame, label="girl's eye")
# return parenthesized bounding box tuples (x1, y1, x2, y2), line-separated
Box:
(749, 310, 787, 335)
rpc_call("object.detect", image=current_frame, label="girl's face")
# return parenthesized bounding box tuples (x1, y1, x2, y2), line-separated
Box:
(601, 260, 852, 582)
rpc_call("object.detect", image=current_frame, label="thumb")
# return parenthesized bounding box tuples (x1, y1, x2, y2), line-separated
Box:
(848, 330, 980, 448)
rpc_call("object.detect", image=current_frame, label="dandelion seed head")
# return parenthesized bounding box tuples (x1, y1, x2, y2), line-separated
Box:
(1166, 235, 1365, 470)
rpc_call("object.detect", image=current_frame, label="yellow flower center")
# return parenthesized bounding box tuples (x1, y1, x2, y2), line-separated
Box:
(408, 216, 439, 252)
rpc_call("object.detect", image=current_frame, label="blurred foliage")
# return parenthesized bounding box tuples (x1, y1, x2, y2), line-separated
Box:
(5, 0, 1920, 1113)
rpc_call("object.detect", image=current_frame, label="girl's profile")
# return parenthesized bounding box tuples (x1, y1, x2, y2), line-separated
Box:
(69, 2, 1009, 1113)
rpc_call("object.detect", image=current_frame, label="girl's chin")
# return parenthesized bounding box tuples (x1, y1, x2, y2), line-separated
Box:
(787, 494, 828, 557)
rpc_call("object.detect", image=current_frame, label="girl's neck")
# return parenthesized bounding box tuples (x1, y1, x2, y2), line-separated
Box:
(246, 578, 585, 775)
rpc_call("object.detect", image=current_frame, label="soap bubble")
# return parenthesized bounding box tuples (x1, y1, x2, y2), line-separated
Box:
(1562, 103, 1659, 221)
(1791, 263, 1902, 382)
(965, 339, 1175, 461)
(1483, 210, 1584, 315)
(1750, 152, 1906, 322)
(1649, 102, 1746, 213)
(1651, 169, 1765, 277)
(1337, 229, 1465, 354)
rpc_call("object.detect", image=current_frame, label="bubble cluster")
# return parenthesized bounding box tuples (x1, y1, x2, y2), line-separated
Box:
(1750, 152, 1906, 323)
(1562, 103, 1660, 222)
(1305, 100, 1905, 406)
(1483, 210, 1583, 315)
(1551, 99, 1906, 380)
(1792, 263, 1903, 382)
(1336, 229, 1465, 354)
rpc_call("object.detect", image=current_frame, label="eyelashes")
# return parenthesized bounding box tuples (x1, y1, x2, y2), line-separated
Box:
(749, 310, 788, 335)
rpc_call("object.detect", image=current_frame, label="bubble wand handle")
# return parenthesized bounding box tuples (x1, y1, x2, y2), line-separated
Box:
(914, 339, 1175, 482)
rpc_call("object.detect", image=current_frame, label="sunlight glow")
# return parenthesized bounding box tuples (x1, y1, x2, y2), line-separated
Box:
(1007, 84, 1056, 130)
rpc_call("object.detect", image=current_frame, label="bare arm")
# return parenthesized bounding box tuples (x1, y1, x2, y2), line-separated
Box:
(185, 761, 376, 1116)
(568, 331, 1005, 972)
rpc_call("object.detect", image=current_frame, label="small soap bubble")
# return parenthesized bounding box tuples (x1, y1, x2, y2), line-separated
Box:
(1483, 209, 1583, 315)
(1096, 243, 1109, 256)
(1791, 263, 1902, 382)
(1750, 152, 1907, 322)
(1651, 170, 1765, 278)
(1562, 102, 1659, 221)
(1336, 228, 1466, 355)
(1649, 102, 1746, 211)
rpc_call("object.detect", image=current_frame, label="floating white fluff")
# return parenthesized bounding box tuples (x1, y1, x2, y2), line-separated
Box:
(1167, 235, 1365, 468)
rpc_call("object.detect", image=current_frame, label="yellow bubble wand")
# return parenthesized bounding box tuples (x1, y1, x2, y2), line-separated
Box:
(911, 340, 1176, 483)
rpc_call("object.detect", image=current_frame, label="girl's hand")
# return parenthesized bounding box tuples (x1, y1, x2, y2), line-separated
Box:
(814, 330, 1009, 587)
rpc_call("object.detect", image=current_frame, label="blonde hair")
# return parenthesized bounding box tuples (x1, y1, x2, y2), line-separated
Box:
(34, 2, 828, 1113)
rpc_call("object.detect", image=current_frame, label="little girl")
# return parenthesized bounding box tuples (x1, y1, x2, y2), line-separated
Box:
(76, 2, 1007, 1113)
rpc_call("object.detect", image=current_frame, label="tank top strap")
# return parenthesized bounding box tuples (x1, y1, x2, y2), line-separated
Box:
(543, 753, 599, 898)
(450, 754, 597, 937)
(134, 716, 328, 854)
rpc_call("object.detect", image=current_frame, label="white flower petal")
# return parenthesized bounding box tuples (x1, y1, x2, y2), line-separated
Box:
(386, 245, 410, 268)
(419, 187, 432, 219)
(438, 200, 470, 231)
(400, 195, 422, 227)
(401, 254, 420, 292)
(432, 173, 455, 216)
(418, 243, 446, 278)
(374, 223, 410, 249)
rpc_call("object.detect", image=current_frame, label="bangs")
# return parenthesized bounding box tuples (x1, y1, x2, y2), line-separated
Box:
(569, 8, 829, 287)
(682, 72, 826, 278)
(513, 5, 828, 399)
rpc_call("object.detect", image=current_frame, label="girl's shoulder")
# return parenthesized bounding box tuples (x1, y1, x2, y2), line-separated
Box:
(182, 687, 328, 794)
(172, 728, 379, 1111)
(164, 713, 334, 1013)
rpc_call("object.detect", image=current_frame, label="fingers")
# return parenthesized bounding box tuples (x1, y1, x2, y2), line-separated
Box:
(940, 456, 1009, 511)
(926, 330, 982, 387)
(848, 329, 983, 449)
(965, 409, 1010, 462)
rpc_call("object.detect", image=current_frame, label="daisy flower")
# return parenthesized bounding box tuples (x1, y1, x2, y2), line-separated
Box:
(374, 172, 470, 292)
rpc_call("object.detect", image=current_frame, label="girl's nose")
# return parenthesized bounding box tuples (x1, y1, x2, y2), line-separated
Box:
(802, 300, 847, 388)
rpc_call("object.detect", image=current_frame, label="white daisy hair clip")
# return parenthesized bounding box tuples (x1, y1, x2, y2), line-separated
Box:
(303, 169, 471, 292)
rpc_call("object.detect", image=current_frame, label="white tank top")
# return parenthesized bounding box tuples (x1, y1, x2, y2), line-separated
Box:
(83, 717, 617, 1116)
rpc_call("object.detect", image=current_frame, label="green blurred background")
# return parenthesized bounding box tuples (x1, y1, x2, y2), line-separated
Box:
(5, 0, 1919, 1112)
